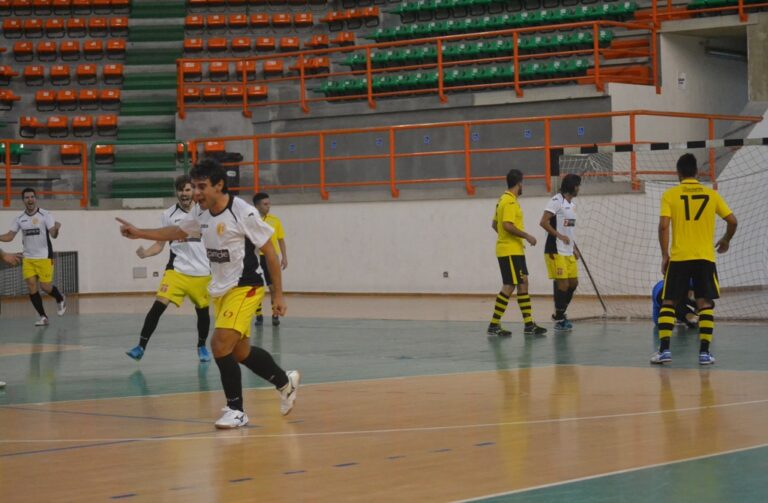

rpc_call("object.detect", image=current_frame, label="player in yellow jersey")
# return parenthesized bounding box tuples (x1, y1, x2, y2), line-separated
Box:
(253, 192, 287, 327)
(487, 169, 547, 337)
(652, 153, 737, 365)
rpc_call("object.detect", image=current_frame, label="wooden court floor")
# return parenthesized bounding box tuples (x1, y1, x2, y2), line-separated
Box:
(1, 294, 767, 502)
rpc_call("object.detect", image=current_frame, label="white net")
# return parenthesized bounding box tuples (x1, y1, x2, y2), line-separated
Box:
(559, 145, 768, 320)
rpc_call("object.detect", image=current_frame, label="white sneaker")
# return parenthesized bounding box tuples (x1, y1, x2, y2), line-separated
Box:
(34, 316, 49, 326)
(57, 297, 66, 316)
(279, 370, 301, 416)
(0, 381, 6, 389)
(214, 407, 249, 429)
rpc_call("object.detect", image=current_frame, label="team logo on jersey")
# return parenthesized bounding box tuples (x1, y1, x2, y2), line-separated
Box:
(32, 218, 38, 225)
(216, 222, 226, 236)
(23, 229, 41, 236)
(222, 310, 234, 319)
(207, 249, 231, 263)
(160, 284, 169, 293)
(564, 219, 576, 227)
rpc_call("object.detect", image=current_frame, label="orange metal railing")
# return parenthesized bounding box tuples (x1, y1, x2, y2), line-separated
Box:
(646, 0, 768, 26)
(188, 110, 762, 199)
(177, 19, 656, 118)
(2, 140, 88, 208)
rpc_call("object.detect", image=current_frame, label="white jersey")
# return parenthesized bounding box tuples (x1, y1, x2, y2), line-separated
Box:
(543, 193, 576, 256)
(11, 208, 55, 259)
(178, 195, 273, 297)
(161, 203, 210, 277)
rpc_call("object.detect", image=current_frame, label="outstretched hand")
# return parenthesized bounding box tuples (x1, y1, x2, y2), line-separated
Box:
(1, 252, 21, 266)
(116, 218, 141, 239)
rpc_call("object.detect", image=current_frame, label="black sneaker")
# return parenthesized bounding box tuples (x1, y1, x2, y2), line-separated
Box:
(487, 324, 511, 337)
(255, 315, 264, 326)
(523, 323, 547, 336)
(272, 315, 280, 326)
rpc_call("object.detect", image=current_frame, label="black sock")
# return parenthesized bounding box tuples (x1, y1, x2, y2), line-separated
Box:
(700, 340, 710, 354)
(659, 337, 671, 352)
(195, 307, 210, 347)
(139, 301, 168, 349)
(29, 292, 46, 317)
(554, 289, 569, 320)
(49, 286, 64, 303)
(240, 346, 288, 389)
(215, 353, 243, 411)
(566, 287, 576, 306)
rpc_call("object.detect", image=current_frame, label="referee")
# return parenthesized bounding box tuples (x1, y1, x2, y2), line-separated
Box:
(652, 154, 737, 365)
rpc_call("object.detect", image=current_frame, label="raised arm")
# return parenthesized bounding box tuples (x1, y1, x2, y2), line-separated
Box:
(49, 221, 61, 239)
(116, 218, 189, 242)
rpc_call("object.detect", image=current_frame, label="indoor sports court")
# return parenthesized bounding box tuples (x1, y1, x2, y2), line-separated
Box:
(1, 294, 767, 502)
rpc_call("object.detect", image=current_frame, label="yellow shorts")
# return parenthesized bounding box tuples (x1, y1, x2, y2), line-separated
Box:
(22, 258, 54, 283)
(545, 254, 578, 280)
(212, 286, 265, 339)
(156, 270, 211, 308)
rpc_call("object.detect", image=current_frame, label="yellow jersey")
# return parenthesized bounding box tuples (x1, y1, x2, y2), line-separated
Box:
(259, 213, 285, 256)
(660, 179, 732, 262)
(494, 191, 526, 257)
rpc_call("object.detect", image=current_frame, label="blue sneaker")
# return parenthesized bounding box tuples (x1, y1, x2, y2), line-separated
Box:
(699, 352, 716, 365)
(650, 350, 672, 364)
(197, 346, 211, 363)
(126, 345, 144, 361)
(562, 318, 573, 330)
(554, 319, 569, 331)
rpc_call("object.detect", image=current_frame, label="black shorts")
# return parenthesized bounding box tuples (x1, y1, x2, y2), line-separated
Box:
(663, 260, 719, 302)
(258, 255, 272, 286)
(497, 255, 528, 286)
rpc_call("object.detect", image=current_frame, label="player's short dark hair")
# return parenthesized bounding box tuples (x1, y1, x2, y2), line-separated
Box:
(174, 174, 192, 192)
(21, 187, 36, 198)
(676, 153, 698, 178)
(506, 169, 523, 189)
(190, 158, 228, 192)
(253, 192, 269, 204)
(560, 174, 581, 195)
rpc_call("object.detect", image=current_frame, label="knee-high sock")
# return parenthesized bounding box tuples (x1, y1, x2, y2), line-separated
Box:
(215, 353, 243, 411)
(489, 292, 510, 325)
(29, 292, 46, 317)
(658, 306, 675, 351)
(554, 288, 569, 320)
(196, 307, 210, 347)
(139, 301, 168, 349)
(517, 293, 534, 326)
(240, 346, 288, 389)
(698, 308, 714, 353)
(48, 286, 64, 303)
(255, 301, 263, 317)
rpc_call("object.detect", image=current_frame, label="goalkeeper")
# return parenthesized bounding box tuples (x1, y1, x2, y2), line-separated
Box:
(652, 280, 698, 329)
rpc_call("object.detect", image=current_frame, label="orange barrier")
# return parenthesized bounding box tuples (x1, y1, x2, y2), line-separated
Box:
(188, 110, 762, 199)
(645, 0, 768, 25)
(1, 139, 88, 207)
(177, 20, 657, 118)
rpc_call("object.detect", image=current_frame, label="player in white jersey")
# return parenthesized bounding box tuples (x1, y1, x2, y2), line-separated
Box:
(539, 174, 581, 331)
(0, 188, 66, 326)
(116, 159, 299, 429)
(125, 175, 213, 363)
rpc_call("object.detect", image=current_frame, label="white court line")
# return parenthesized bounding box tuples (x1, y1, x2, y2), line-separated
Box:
(452, 441, 768, 503)
(2, 396, 768, 444)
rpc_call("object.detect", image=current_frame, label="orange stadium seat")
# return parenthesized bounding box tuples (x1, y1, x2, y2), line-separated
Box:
(182, 61, 202, 82)
(321, 11, 348, 32)
(96, 114, 117, 135)
(110, 0, 130, 13)
(78, 88, 98, 108)
(108, 16, 128, 36)
(279, 36, 300, 51)
(228, 13, 247, 30)
(0, 0, 10, 13)
(94, 144, 115, 164)
(99, 88, 120, 108)
(231, 36, 251, 52)
(92, 0, 111, 14)
(247, 84, 268, 101)
(202, 85, 223, 101)
(13, 41, 33, 61)
(102, 63, 123, 84)
(207, 14, 226, 31)
(24, 18, 44, 38)
(0, 65, 19, 84)
(23, 65, 45, 85)
(183, 86, 201, 102)
(255, 36, 275, 51)
(35, 89, 56, 110)
(52, 0, 70, 14)
(34, 0, 53, 14)
(71, 0, 90, 14)
(50, 64, 71, 85)
(84, 39, 104, 60)
(272, 13, 292, 27)
(60, 39, 80, 60)
(188, 0, 207, 10)
(223, 85, 243, 101)
(305, 34, 329, 49)
(207, 0, 225, 9)
(56, 88, 77, 110)
(45, 17, 65, 38)
(250, 13, 269, 28)
(185, 14, 204, 31)
(331, 31, 355, 46)
(235, 60, 256, 80)
(207, 37, 228, 52)
(88, 17, 108, 37)
(263, 59, 283, 75)
(20, 116, 45, 138)
(184, 38, 204, 53)
(2, 19, 22, 38)
(37, 40, 57, 60)
(76, 63, 97, 84)
(293, 12, 313, 27)
(204, 140, 225, 155)
(72, 114, 93, 136)
(47, 115, 68, 137)
(66, 17, 86, 37)
(13, 0, 33, 14)
(106, 39, 125, 59)
(0, 89, 21, 110)
(209, 60, 229, 81)
(60, 143, 83, 165)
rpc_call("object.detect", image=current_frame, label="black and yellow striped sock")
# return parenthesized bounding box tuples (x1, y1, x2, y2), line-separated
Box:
(699, 308, 714, 353)
(517, 294, 533, 326)
(490, 292, 510, 325)
(658, 306, 675, 351)
(255, 302, 263, 317)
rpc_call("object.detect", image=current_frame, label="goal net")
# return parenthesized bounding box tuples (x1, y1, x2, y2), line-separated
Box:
(558, 144, 768, 321)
